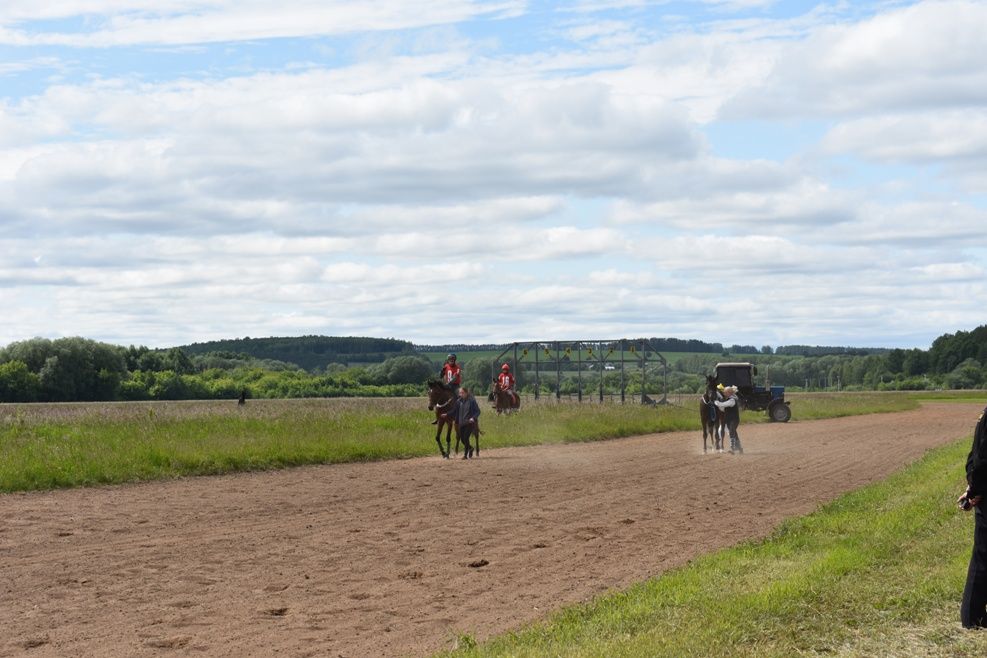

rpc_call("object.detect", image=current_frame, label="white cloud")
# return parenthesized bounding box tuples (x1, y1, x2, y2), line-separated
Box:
(1, 1, 986, 350)
(724, 1, 987, 118)
(0, 1, 526, 46)
(822, 110, 987, 163)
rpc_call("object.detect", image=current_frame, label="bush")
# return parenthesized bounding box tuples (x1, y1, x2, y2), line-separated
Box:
(0, 360, 41, 402)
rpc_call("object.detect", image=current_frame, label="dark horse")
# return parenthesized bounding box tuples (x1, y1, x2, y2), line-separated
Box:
(427, 380, 460, 458)
(489, 380, 521, 415)
(700, 375, 725, 453)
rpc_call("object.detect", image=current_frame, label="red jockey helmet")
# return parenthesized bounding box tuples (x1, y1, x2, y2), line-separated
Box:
(501, 363, 510, 371)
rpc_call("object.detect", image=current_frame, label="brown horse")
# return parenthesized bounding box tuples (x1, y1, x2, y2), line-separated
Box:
(427, 380, 460, 458)
(700, 375, 725, 453)
(489, 380, 521, 415)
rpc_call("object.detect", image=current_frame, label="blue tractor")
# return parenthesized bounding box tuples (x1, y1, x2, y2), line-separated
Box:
(715, 362, 791, 422)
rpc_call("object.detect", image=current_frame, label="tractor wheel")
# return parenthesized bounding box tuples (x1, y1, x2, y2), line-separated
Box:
(769, 401, 791, 423)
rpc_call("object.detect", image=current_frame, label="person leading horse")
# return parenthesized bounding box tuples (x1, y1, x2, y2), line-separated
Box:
(715, 385, 744, 454)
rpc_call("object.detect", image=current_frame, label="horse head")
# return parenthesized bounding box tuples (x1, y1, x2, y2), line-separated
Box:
(427, 379, 454, 411)
(704, 374, 719, 401)
(426, 379, 442, 410)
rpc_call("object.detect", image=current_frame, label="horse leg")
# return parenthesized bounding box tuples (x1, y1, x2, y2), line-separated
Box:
(474, 422, 479, 457)
(435, 425, 448, 458)
(452, 424, 460, 455)
(701, 413, 708, 453)
(434, 428, 443, 457)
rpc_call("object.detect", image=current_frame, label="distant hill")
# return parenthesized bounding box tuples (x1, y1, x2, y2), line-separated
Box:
(179, 335, 416, 371)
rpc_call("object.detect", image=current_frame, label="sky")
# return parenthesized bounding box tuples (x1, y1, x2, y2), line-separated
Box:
(1, 0, 985, 350)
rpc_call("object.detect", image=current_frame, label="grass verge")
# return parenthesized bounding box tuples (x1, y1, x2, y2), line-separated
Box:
(0, 393, 918, 493)
(439, 436, 985, 658)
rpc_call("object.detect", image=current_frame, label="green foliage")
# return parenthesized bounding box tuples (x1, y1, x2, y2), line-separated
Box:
(0, 361, 41, 402)
(180, 335, 416, 370)
(930, 326, 987, 374)
(0, 338, 435, 402)
(2, 325, 987, 403)
(0, 337, 128, 402)
(368, 355, 434, 385)
(441, 437, 985, 658)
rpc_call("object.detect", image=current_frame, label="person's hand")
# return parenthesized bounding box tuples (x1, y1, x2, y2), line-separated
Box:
(440, 413, 448, 420)
(959, 488, 982, 511)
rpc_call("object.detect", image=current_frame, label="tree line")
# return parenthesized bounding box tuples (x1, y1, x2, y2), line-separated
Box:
(661, 327, 987, 393)
(0, 338, 437, 403)
(179, 335, 416, 371)
(1, 327, 985, 403)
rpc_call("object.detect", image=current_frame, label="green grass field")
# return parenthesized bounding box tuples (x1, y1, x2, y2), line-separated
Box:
(0, 393, 917, 493)
(440, 435, 987, 657)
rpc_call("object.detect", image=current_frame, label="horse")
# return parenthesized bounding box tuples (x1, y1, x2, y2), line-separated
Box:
(490, 379, 521, 415)
(700, 375, 725, 453)
(427, 380, 460, 458)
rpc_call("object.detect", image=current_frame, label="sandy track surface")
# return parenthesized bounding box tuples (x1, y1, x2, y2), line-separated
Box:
(1, 403, 980, 657)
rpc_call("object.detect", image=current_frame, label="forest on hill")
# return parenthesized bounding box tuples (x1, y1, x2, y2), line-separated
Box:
(180, 336, 416, 371)
(0, 327, 984, 403)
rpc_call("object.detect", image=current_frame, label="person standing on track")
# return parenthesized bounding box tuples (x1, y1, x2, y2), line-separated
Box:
(444, 386, 480, 459)
(960, 404, 987, 628)
(440, 353, 462, 397)
(715, 385, 743, 454)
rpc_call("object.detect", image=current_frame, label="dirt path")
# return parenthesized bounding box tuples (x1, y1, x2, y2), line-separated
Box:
(0, 403, 980, 657)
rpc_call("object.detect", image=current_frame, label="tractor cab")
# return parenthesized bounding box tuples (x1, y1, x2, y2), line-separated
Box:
(715, 362, 791, 422)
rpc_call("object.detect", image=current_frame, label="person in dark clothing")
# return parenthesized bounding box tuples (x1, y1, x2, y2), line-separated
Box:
(444, 387, 481, 459)
(715, 385, 743, 454)
(960, 406, 987, 628)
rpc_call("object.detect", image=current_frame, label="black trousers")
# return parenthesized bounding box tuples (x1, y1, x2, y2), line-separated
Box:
(962, 506, 987, 627)
(458, 424, 473, 452)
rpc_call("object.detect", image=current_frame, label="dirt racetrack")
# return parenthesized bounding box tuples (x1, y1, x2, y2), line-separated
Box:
(0, 402, 981, 657)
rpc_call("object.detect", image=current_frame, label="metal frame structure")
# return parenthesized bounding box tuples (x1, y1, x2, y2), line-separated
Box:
(490, 339, 668, 405)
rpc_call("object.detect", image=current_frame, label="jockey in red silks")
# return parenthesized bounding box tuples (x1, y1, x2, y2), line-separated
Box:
(497, 363, 517, 406)
(440, 354, 462, 395)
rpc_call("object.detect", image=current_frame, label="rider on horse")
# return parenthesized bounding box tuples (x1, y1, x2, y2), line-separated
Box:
(431, 354, 463, 426)
(497, 363, 518, 407)
(440, 354, 462, 396)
